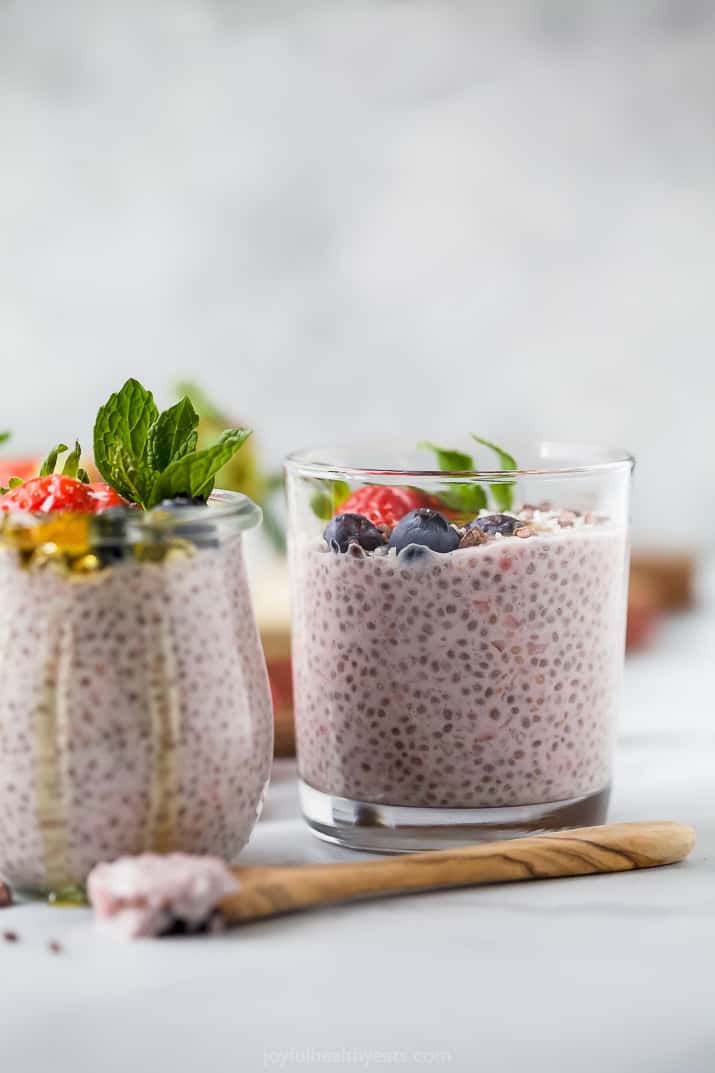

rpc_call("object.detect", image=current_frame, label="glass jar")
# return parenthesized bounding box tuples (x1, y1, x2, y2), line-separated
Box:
(0, 491, 273, 894)
(286, 443, 633, 851)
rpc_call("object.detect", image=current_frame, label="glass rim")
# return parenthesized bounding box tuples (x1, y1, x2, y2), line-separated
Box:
(145, 488, 263, 532)
(284, 441, 635, 482)
(0, 489, 262, 537)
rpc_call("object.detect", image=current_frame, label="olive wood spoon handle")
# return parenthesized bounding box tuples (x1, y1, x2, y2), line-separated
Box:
(220, 820, 695, 924)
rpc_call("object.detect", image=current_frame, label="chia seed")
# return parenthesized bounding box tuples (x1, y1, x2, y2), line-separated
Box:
(0, 535, 273, 892)
(292, 519, 626, 809)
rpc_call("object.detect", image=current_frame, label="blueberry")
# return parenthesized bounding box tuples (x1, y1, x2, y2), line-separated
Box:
(398, 544, 431, 563)
(323, 513, 386, 554)
(469, 513, 520, 537)
(158, 495, 207, 509)
(388, 508, 460, 554)
(153, 497, 217, 549)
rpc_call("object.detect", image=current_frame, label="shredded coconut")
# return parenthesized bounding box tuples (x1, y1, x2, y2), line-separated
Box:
(87, 853, 238, 940)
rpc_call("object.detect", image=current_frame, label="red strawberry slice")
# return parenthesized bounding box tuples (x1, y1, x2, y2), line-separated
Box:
(0, 475, 92, 513)
(0, 475, 128, 514)
(86, 483, 129, 511)
(337, 485, 451, 529)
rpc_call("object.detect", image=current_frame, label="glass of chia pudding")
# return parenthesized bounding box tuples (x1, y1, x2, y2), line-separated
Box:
(286, 440, 633, 851)
(0, 380, 274, 894)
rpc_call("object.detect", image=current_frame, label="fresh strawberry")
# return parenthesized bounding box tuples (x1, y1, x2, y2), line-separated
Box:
(0, 475, 128, 514)
(86, 483, 128, 511)
(337, 485, 451, 528)
(0, 475, 91, 513)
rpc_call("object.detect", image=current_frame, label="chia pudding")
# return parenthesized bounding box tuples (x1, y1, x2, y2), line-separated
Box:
(291, 509, 628, 812)
(0, 502, 273, 893)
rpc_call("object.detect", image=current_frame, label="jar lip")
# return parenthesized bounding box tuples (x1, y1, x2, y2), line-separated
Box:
(128, 489, 263, 535)
(196, 489, 262, 529)
(0, 489, 262, 535)
(284, 442, 635, 482)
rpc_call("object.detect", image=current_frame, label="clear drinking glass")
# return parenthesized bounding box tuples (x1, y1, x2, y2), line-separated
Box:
(0, 491, 273, 894)
(286, 443, 633, 851)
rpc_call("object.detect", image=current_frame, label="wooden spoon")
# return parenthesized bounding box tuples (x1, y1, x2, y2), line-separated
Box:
(219, 821, 694, 924)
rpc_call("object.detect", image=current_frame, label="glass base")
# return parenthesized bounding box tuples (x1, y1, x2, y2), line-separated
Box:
(299, 780, 611, 853)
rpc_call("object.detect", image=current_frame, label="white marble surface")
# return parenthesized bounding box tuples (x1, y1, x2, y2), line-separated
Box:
(2, 596, 714, 1072)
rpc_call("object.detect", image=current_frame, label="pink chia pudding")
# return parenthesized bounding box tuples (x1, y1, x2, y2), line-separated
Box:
(0, 511, 273, 893)
(292, 510, 627, 812)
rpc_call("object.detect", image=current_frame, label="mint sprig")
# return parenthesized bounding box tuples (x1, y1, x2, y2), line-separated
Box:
(94, 380, 158, 497)
(417, 443, 473, 472)
(309, 479, 350, 521)
(177, 379, 286, 554)
(93, 378, 252, 509)
(417, 442, 487, 513)
(146, 397, 199, 472)
(107, 441, 156, 505)
(471, 435, 517, 511)
(439, 481, 488, 514)
(419, 435, 518, 513)
(151, 429, 252, 503)
(0, 432, 10, 447)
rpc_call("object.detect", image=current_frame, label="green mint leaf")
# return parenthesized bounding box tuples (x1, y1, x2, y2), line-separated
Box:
(439, 482, 488, 514)
(471, 435, 517, 472)
(147, 396, 199, 472)
(148, 428, 252, 508)
(418, 442, 474, 472)
(418, 441, 486, 516)
(61, 441, 82, 479)
(0, 432, 10, 447)
(310, 493, 333, 521)
(107, 442, 155, 508)
(91, 379, 252, 510)
(77, 468, 90, 484)
(308, 480, 350, 521)
(40, 443, 69, 477)
(93, 379, 159, 490)
(490, 485, 514, 511)
(7, 476, 24, 489)
(471, 435, 518, 511)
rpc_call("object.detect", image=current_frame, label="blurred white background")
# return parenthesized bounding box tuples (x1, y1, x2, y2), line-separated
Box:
(1, 0, 714, 544)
